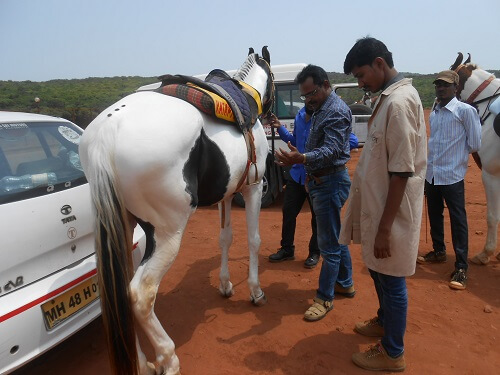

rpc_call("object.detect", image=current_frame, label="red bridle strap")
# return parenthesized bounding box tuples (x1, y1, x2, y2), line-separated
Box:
(465, 75, 495, 104)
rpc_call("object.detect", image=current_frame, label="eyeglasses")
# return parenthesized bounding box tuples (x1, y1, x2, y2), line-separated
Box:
(300, 88, 319, 100)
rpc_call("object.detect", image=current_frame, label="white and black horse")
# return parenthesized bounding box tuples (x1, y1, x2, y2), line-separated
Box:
(79, 47, 274, 375)
(450, 53, 500, 265)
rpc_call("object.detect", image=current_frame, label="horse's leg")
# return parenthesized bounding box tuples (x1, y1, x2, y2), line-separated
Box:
(218, 198, 234, 297)
(471, 171, 500, 265)
(242, 182, 267, 306)
(129, 227, 186, 375)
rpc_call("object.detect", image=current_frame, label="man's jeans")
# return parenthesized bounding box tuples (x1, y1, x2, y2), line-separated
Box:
(307, 168, 353, 302)
(425, 179, 468, 270)
(369, 269, 407, 358)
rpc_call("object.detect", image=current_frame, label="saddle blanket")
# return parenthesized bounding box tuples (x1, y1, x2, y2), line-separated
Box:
(158, 70, 262, 132)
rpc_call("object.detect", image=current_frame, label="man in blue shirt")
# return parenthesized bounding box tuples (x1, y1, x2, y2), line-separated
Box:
(417, 70, 482, 290)
(274, 64, 355, 322)
(267, 106, 320, 268)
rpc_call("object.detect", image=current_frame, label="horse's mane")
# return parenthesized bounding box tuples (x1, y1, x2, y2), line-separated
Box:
(465, 63, 480, 70)
(234, 54, 257, 81)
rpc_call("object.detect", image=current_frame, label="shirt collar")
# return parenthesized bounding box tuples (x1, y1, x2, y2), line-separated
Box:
(440, 96, 459, 112)
(315, 91, 335, 114)
(381, 72, 405, 91)
(381, 77, 412, 96)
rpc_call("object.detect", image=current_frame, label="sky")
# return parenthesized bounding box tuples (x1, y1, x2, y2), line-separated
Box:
(1, 0, 499, 82)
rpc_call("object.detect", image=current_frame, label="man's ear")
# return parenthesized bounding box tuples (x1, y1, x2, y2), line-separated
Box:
(373, 57, 386, 69)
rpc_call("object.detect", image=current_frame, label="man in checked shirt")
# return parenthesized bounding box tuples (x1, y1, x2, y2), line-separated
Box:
(274, 64, 355, 323)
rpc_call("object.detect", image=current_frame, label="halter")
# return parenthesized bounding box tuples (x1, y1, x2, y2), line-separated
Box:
(257, 57, 275, 118)
(454, 64, 500, 122)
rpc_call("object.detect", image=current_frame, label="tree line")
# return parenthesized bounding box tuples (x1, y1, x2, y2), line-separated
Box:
(1, 70, 498, 128)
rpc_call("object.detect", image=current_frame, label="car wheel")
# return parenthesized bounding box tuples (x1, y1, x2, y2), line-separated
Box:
(232, 168, 275, 208)
(349, 103, 373, 115)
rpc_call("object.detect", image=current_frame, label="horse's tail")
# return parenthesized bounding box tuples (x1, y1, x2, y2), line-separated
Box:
(82, 120, 139, 375)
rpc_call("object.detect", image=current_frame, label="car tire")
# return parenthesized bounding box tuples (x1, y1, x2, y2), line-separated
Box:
(349, 103, 373, 115)
(232, 168, 275, 208)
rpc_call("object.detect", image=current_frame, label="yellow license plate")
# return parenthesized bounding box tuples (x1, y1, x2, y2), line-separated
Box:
(41, 275, 100, 330)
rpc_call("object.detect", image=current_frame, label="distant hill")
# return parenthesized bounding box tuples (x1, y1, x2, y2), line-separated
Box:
(1, 69, 499, 128)
(0, 76, 158, 127)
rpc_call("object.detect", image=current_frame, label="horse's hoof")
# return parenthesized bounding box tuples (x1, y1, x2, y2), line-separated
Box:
(219, 288, 234, 298)
(471, 253, 490, 265)
(251, 292, 267, 306)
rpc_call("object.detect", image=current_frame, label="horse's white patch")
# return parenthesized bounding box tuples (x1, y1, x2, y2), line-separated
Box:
(489, 96, 500, 115)
(58, 126, 80, 144)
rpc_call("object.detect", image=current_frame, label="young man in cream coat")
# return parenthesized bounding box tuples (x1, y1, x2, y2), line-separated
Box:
(340, 37, 427, 372)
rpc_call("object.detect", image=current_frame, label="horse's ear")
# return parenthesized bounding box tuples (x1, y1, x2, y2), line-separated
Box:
(262, 46, 271, 64)
(464, 53, 471, 65)
(450, 52, 463, 70)
(248, 48, 254, 55)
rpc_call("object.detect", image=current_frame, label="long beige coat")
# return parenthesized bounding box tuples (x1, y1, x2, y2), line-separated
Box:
(339, 78, 427, 277)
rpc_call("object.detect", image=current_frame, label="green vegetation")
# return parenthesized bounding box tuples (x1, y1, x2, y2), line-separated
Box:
(0, 76, 157, 128)
(1, 69, 498, 128)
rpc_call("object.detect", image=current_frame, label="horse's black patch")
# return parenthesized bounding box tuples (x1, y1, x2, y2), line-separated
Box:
(136, 218, 155, 265)
(183, 128, 230, 207)
(494, 113, 500, 138)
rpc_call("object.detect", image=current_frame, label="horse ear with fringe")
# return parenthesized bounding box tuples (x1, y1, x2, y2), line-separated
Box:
(451, 52, 463, 70)
(464, 53, 471, 65)
(248, 47, 254, 55)
(262, 46, 271, 64)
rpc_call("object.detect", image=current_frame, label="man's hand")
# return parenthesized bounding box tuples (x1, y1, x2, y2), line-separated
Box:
(472, 152, 482, 170)
(267, 113, 281, 129)
(374, 228, 391, 258)
(274, 142, 305, 166)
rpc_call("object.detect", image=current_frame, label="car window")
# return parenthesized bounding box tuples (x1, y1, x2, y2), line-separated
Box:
(274, 83, 303, 119)
(0, 121, 87, 204)
(335, 87, 374, 108)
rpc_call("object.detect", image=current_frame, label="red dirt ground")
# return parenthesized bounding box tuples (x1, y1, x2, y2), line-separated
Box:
(14, 110, 499, 374)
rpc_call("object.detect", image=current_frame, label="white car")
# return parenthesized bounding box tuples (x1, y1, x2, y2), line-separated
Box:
(0, 112, 146, 374)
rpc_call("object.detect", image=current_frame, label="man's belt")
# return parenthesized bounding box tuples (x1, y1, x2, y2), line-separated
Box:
(309, 164, 346, 178)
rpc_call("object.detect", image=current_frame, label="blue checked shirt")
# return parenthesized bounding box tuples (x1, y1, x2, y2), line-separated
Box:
(304, 91, 352, 173)
(426, 97, 481, 185)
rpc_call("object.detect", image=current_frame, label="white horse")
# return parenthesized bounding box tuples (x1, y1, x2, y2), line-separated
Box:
(79, 47, 274, 375)
(450, 53, 500, 265)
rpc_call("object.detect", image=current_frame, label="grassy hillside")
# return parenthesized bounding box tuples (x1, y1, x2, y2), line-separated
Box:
(0, 76, 158, 127)
(1, 69, 498, 128)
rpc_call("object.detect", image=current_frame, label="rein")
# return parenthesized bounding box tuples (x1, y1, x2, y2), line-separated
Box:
(257, 58, 276, 161)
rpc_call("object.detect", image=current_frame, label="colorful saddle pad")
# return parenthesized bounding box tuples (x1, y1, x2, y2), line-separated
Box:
(158, 70, 262, 132)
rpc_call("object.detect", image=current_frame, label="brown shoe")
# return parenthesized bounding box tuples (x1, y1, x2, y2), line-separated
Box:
(352, 343, 406, 372)
(304, 297, 333, 322)
(355, 317, 385, 337)
(334, 283, 356, 298)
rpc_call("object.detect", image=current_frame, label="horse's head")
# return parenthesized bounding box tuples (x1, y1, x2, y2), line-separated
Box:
(450, 52, 476, 100)
(449, 52, 500, 121)
(234, 46, 275, 118)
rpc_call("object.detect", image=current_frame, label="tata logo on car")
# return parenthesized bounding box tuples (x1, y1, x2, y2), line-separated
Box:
(61, 215, 77, 224)
(60, 205, 72, 215)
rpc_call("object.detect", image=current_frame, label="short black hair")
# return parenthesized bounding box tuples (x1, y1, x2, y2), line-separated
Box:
(344, 37, 394, 74)
(295, 64, 329, 86)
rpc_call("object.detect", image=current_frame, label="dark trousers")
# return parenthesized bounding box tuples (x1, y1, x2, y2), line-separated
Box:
(425, 179, 468, 270)
(281, 178, 319, 256)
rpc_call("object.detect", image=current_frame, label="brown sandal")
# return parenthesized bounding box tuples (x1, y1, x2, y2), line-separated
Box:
(304, 297, 333, 322)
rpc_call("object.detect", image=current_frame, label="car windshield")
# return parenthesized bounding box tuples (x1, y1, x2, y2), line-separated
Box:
(0, 121, 87, 204)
